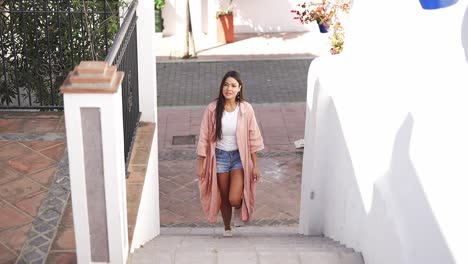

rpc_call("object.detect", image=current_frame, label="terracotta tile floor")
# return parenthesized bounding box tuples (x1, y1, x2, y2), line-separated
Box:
(157, 103, 305, 227)
(0, 112, 66, 264)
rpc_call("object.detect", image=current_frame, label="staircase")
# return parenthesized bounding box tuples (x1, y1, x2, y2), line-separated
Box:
(129, 226, 364, 264)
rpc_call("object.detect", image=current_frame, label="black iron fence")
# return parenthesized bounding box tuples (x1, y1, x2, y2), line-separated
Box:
(0, 0, 140, 170)
(0, 0, 123, 109)
(105, 1, 139, 170)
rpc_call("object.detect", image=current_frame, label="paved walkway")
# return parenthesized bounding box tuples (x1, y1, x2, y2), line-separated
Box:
(156, 59, 312, 107)
(0, 113, 70, 264)
(155, 32, 311, 227)
(0, 31, 313, 263)
(0, 103, 306, 263)
(157, 102, 305, 227)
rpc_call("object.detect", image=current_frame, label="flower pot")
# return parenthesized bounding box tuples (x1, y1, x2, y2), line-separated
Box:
(419, 0, 458, 9)
(317, 20, 331, 33)
(217, 13, 234, 44)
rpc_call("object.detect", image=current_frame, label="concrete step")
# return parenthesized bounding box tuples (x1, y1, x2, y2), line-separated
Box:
(129, 226, 364, 264)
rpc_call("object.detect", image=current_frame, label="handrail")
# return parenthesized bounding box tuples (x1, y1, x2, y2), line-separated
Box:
(105, 1, 138, 64)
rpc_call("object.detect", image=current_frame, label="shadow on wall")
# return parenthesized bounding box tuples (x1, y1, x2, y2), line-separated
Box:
(381, 114, 455, 264)
(194, 31, 315, 54)
(234, 31, 313, 41)
(320, 100, 456, 263)
(324, 100, 401, 263)
(320, 100, 367, 245)
(462, 4, 468, 62)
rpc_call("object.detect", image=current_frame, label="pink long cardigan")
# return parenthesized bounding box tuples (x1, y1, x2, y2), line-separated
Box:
(196, 101, 264, 223)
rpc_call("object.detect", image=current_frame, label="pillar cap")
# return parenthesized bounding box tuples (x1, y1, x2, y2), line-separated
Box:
(60, 61, 124, 94)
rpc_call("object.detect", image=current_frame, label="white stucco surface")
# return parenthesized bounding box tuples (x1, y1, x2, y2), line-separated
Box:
(232, 0, 313, 33)
(299, 0, 468, 264)
(130, 0, 161, 253)
(137, 0, 157, 122)
(64, 91, 129, 264)
(129, 127, 160, 253)
(161, 0, 324, 42)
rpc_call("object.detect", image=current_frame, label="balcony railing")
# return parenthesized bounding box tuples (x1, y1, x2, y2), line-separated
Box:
(105, 1, 139, 171)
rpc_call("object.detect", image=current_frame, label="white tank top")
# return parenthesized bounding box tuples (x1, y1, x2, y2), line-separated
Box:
(216, 104, 239, 151)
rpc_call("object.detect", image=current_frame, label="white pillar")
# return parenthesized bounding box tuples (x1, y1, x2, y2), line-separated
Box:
(175, 0, 188, 51)
(189, 0, 203, 38)
(207, 0, 221, 42)
(61, 61, 128, 264)
(299, 62, 326, 236)
(172, 0, 215, 53)
(136, 0, 157, 122)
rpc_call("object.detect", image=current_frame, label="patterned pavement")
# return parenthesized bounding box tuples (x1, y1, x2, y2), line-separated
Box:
(156, 59, 312, 107)
(0, 33, 313, 262)
(0, 102, 306, 263)
(0, 113, 71, 264)
(157, 102, 306, 227)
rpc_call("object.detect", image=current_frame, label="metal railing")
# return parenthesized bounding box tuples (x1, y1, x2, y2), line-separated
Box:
(1, 0, 140, 170)
(0, 0, 121, 110)
(105, 0, 139, 171)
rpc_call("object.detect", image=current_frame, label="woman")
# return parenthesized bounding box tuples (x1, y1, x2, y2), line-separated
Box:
(196, 70, 264, 237)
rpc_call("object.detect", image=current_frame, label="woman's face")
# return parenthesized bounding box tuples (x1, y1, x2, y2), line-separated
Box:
(222, 77, 241, 101)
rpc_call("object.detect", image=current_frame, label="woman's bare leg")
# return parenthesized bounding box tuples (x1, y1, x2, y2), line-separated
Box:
(229, 169, 244, 209)
(217, 172, 232, 230)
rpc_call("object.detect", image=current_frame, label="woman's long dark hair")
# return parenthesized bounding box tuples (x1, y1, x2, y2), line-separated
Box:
(215, 70, 244, 141)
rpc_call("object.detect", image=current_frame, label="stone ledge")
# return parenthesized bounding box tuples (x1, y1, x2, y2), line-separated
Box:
(60, 61, 124, 94)
(125, 122, 156, 247)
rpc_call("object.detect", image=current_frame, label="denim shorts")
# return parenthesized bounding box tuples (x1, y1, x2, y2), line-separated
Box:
(215, 148, 243, 173)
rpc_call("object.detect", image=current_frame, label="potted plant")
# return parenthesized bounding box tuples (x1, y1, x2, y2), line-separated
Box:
(419, 0, 458, 9)
(216, 0, 234, 44)
(155, 0, 165, 33)
(330, 21, 345, 54)
(291, 0, 350, 33)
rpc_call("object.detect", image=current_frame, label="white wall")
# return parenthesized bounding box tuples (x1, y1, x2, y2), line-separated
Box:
(161, 0, 207, 50)
(63, 82, 129, 264)
(129, 129, 160, 252)
(162, 0, 177, 36)
(299, 0, 468, 264)
(137, 0, 157, 122)
(130, 0, 160, 251)
(233, 0, 313, 33)
(161, 0, 316, 37)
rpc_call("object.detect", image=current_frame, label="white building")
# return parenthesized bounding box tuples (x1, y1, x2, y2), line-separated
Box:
(63, 0, 468, 263)
(160, 0, 324, 54)
(300, 0, 468, 263)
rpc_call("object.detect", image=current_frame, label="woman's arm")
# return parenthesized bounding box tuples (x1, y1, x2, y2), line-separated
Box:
(197, 106, 211, 157)
(248, 108, 265, 153)
(197, 156, 206, 182)
(251, 152, 260, 182)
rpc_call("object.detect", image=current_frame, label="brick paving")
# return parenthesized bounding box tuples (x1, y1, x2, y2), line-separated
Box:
(0, 78, 308, 264)
(0, 112, 69, 264)
(155, 33, 311, 227)
(157, 102, 306, 227)
(156, 59, 312, 107)
(0, 32, 313, 263)
(154, 33, 312, 228)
